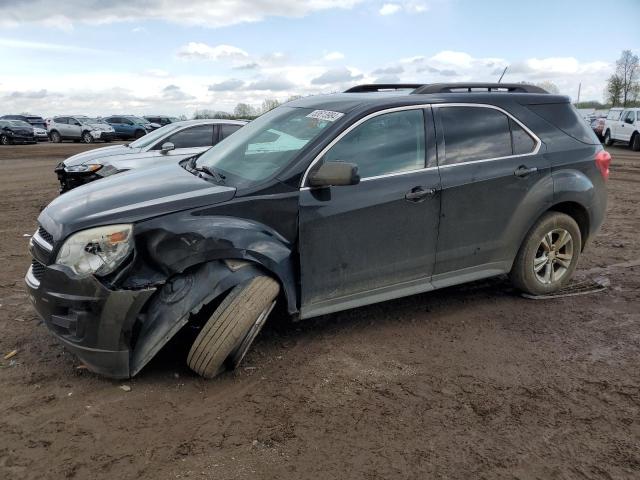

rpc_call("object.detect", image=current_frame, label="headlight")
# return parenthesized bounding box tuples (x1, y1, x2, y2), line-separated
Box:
(64, 163, 102, 173)
(56, 224, 133, 276)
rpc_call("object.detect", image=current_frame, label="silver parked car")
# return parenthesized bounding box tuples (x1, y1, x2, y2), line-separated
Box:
(55, 119, 246, 191)
(47, 115, 116, 143)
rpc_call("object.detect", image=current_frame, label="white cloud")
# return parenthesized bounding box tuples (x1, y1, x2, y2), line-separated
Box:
(0, 37, 111, 55)
(176, 43, 249, 61)
(379, 2, 428, 15)
(379, 3, 401, 15)
(311, 67, 364, 85)
(323, 51, 345, 61)
(0, 0, 363, 29)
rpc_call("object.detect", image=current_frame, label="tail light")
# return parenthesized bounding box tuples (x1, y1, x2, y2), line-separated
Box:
(595, 150, 611, 181)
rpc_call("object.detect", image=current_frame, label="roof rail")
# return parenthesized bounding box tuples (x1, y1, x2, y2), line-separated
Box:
(344, 84, 424, 93)
(411, 83, 548, 94)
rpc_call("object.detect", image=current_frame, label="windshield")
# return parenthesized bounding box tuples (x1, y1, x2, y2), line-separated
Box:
(197, 106, 337, 186)
(129, 122, 184, 148)
(9, 120, 31, 127)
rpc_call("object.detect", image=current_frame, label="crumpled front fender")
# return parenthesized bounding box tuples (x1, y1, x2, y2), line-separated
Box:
(130, 260, 263, 376)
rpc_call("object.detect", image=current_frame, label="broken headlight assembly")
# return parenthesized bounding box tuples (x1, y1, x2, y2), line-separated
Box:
(56, 224, 133, 276)
(63, 163, 102, 173)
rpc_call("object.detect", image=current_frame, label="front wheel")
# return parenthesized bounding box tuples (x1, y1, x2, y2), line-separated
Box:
(510, 212, 581, 296)
(134, 129, 145, 139)
(631, 133, 640, 152)
(0, 134, 10, 145)
(603, 130, 613, 146)
(81, 132, 93, 143)
(187, 276, 280, 379)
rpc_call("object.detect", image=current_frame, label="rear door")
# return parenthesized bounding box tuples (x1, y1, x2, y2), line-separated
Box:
(68, 118, 82, 138)
(620, 111, 635, 142)
(298, 107, 441, 318)
(54, 117, 71, 137)
(217, 123, 243, 143)
(432, 104, 551, 285)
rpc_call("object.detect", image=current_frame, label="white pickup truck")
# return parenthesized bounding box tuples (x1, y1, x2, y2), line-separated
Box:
(603, 107, 640, 151)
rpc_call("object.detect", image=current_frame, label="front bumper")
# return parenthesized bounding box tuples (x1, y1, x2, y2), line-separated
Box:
(10, 134, 37, 144)
(25, 259, 155, 378)
(91, 131, 115, 141)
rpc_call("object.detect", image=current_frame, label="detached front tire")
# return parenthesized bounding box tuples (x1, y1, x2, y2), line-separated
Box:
(510, 212, 581, 296)
(187, 276, 280, 379)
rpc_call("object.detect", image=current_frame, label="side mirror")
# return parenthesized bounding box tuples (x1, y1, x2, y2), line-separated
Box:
(308, 161, 360, 187)
(160, 142, 175, 153)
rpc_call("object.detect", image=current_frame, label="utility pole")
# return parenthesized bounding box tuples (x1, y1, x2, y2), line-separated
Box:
(498, 66, 508, 83)
(576, 82, 581, 105)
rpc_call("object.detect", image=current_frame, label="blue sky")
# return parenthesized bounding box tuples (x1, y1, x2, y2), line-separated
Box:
(0, 0, 638, 116)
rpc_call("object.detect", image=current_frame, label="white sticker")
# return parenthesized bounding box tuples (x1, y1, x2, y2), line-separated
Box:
(306, 110, 344, 122)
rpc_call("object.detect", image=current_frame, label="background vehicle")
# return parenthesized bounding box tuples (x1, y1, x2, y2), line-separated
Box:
(1, 114, 48, 141)
(55, 119, 246, 191)
(102, 115, 161, 139)
(26, 83, 608, 380)
(144, 115, 180, 126)
(0, 119, 36, 144)
(47, 116, 116, 143)
(590, 114, 607, 140)
(603, 108, 640, 150)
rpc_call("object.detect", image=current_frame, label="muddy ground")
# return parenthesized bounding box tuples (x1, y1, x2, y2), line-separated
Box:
(0, 142, 638, 479)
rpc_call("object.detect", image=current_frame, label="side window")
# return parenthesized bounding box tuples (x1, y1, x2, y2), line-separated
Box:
(624, 111, 635, 124)
(219, 124, 242, 140)
(55, 117, 68, 125)
(164, 125, 214, 149)
(105, 117, 117, 123)
(440, 107, 512, 165)
(323, 109, 425, 178)
(510, 119, 536, 155)
(121, 118, 133, 125)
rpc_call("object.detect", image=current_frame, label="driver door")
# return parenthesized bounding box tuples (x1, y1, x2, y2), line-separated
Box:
(298, 107, 441, 318)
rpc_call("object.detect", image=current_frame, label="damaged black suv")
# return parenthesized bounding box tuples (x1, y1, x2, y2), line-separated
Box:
(26, 83, 609, 379)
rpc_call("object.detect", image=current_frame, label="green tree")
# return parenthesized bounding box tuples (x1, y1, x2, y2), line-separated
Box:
(605, 74, 624, 106)
(614, 50, 639, 107)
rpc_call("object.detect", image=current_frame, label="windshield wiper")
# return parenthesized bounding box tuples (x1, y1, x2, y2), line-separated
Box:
(187, 157, 226, 183)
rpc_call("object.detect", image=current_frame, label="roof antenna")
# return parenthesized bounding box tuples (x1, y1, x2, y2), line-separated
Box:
(498, 66, 508, 83)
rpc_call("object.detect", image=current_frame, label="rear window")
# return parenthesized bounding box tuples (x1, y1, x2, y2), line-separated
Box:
(527, 103, 600, 145)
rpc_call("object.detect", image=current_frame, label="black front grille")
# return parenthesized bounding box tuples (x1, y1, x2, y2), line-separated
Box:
(38, 226, 54, 245)
(31, 259, 46, 281)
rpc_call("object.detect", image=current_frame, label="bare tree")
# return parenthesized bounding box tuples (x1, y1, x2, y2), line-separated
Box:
(605, 74, 624, 106)
(614, 50, 639, 107)
(260, 98, 280, 113)
(535, 81, 560, 94)
(233, 103, 257, 118)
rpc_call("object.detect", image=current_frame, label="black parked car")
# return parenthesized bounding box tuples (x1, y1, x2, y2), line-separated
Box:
(26, 83, 609, 380)
(1, 114, 48, 141)
(0, 119, 37, 144)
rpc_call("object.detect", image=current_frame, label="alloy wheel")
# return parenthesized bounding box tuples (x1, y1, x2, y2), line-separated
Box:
(533, 228, 574, 285)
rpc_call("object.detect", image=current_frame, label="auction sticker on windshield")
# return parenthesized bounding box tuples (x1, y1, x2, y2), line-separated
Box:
(306, 110, 344, 122)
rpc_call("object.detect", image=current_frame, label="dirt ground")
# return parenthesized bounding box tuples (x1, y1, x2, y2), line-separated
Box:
(0, 142, 638, 480)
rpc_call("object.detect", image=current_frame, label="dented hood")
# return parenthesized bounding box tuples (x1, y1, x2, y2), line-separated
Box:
(62, 144, 143, 167)
(39, 164, 236, 240)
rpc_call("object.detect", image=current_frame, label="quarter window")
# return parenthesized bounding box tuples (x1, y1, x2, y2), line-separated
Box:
(164, 125, 214, 149)
(510, 119, 535, 155)
(323, 109, 425, 178)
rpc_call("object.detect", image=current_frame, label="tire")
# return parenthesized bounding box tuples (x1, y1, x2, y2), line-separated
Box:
(81, 131, 93, 144)
(50, 131, 61, 143)
(510, 212, 582, 296)
(631, 133, 640, 152)
(603, 130, 613, 146)
(134, 129, 145, 139)
(0, 134, 10, 145)
(187, 276, 280, 378)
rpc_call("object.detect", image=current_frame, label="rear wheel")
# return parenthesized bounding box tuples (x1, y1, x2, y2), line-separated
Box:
(134, 129, 145, 139)
(187, 276, 280, 379)
(50, 131, 61, 143)
(0, 134, 10, 145)
(510, 212, 581, 296)
(603, 130, 613, 146)
(631, 133, 640, 152)
(81, 131, 93, 143)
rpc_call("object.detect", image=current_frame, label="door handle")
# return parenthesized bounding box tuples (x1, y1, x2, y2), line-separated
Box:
(514, 165, 538, 178)
(405, 186, 436, 202)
